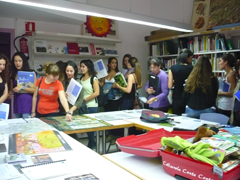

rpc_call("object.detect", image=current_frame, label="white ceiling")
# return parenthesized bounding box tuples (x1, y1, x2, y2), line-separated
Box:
(0, 1, 86, 24)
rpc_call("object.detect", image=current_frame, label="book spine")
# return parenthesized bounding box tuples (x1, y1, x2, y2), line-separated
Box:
(90, 43, 96, 55)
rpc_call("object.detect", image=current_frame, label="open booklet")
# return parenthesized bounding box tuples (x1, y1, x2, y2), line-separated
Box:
(66, 78, 83, 105)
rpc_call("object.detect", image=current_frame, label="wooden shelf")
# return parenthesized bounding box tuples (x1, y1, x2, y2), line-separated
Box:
(34, 52, 118, 58)
(148, 54, 178, 58)
(148, 26, 240, 43)
(32, 31, 122, 44)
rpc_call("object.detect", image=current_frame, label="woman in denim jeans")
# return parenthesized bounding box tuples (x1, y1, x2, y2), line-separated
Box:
(183, 56, 219, 119)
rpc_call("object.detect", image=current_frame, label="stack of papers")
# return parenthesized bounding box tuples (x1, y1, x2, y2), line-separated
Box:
(0, 164, 22, 180)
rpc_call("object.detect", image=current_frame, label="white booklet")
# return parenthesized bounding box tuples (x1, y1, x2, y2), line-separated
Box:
(0, 103, 9, 120)
(94, 59, 108, 79)
(66, 78, 83, 105)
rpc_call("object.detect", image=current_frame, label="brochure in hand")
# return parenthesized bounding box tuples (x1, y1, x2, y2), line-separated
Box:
(17, 71, 35, 93)
(114, 72, 127, 87)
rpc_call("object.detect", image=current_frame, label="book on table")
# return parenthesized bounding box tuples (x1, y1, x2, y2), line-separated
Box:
(17, 71, 35, 93)
(8, 130, 72, 155)
(20, 160, 75, 180)
(5, 153, 27, 164)
(213, 131, 240, 147)
(197, 137, 235, 150)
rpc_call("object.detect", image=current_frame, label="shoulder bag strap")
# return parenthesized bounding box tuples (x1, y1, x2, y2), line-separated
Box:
(132, 73, 137, 94)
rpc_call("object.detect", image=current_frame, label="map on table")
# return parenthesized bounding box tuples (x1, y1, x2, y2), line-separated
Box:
(40, 115, 112, 131)
(9, 130, 71, 155)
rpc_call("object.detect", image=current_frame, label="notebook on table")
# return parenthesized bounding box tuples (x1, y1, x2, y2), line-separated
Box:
(21, 160, 75, 180)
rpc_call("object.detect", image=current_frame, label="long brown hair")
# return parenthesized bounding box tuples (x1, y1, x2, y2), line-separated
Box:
(0, 53, 10, 83)
(129, 57, 142, 86)
(185, 56, 212, 93)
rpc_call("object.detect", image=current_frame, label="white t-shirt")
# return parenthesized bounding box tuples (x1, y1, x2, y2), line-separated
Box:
(80, 76, 98, 108)
(217, 76, 233, 111)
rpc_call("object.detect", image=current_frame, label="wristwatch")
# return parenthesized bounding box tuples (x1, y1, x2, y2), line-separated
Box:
(22, 86, 26, 90)
(66, 111, 72, 115)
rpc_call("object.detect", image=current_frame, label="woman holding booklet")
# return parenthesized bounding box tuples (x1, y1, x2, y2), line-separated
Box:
(31, 64, 72, 121)
(183, 56, 218, 118)
(217, 54, 237, 118)
(145, 59, 169, 112)
(0, 53, 10, 104)
(100, 57, 122, 112)
(59, 60, 84, 116)
(115, 57, 142, 110)
(10, 52, 37, 118)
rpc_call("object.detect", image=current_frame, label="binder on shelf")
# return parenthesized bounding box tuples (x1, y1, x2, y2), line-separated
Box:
(66, 42, 79, 54)
(35, 40, 47, 53)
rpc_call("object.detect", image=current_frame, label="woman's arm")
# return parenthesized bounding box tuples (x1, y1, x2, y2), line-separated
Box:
(59, 90, 72, 121)
(0, 83, 8, 104)
(13, 73, 37, 94)
(84, 79, 100, 102)
(99, 77, 105, 87)
(168, 70, 174, 89)
(115, 74, 134, 93)
(31, 87, 38, 117)
(218, 74, 236, 97)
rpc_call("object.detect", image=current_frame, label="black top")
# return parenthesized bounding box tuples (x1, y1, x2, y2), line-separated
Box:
(122, 81, 136, 100)
(0, 81, 5, 97)
(170, 64, 193, 99)
(182, 77, 219, 110)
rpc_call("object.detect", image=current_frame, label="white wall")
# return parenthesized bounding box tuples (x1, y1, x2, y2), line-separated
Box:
(0, 17, 15, 29)
(0, 18, 156, 96)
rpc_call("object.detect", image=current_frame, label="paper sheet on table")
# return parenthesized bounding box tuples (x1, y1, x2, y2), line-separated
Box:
(94, 59, 108, 79)
(139, 97, 147, 103)
(0, 164, 22, 180)
(0, 103, 9, 120)
(173, 121, 204, 130)
(0, 120, 8, 129)
(94, 113, 136, 121)
(66, 78, 82, 105)
(6, 118, 27, 124)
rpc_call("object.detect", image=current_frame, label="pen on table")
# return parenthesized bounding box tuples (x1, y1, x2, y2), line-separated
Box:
(22, 118, 28, 123)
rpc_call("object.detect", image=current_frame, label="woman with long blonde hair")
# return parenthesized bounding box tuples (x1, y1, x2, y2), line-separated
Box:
(183, 56, 218, 118)
(115, 57, 142, 110)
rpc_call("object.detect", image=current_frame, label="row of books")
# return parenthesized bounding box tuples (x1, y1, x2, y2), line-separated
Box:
(150, 34, 235, 56)
(34, 40, 118, 56)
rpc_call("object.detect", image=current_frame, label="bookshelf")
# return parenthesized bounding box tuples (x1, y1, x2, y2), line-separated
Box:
(146, 27, 240, 72)
(30, 31, 121, 75)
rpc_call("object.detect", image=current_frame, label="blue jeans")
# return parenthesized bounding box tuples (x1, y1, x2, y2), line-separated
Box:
(15, 113, 31, 118)
(185, 107, 216, 119)
(86, 107, 98, 149)
(120, 98, 134, 110)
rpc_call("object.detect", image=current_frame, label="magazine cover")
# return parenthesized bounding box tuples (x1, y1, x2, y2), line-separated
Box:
(17, 71, 35, 93)
(8, 130, 72, 155)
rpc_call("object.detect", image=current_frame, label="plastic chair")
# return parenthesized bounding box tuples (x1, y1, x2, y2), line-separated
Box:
(199, 113, 229, 125)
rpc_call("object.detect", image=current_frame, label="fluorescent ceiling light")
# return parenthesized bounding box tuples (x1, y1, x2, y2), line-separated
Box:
(0, 0, 193, 32)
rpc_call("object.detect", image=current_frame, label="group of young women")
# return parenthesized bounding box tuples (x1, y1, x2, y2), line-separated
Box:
(1, 50, 239, 149)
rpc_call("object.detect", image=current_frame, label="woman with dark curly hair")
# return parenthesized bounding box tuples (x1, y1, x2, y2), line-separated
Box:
(80, 59, 99, 149)
(10, 52, 37, 118)
(0, 53, 10, 104)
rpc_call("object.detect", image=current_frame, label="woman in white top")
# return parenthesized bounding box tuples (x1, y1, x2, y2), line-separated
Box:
(100, 57, 121, 111)
(217, 54, 237, 118)
(80, 59, 99, 149)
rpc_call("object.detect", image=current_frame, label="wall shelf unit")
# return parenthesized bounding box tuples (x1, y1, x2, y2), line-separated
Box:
(30, 31, 121, 75)
(146, 26, 240, 72)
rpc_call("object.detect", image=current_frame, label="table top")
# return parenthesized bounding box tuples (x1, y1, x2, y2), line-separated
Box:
(103, 152, 176, 180)
(0, 126, 141, 180)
